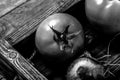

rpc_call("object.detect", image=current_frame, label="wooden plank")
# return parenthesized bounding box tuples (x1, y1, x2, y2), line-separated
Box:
(0, 39, 48, 80)
(0, 0, 27, 17)
(0, 0, 81, 45)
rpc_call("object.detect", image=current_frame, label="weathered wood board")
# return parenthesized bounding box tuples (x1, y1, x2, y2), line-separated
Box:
(0, 0, 27, 17)
(0, 0, 81, 45)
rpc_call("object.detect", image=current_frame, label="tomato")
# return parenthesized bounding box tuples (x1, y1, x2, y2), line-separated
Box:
(85, 0, 120, 34)
(35, 13, 84, 61)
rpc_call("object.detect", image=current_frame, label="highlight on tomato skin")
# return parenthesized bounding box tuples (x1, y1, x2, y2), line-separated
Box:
(85, 0, 120, 34)
(35, 13, 84, 61)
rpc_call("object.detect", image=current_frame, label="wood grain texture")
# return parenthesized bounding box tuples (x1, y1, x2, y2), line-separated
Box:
(0, 0, 81, 45)
(0, 0, 27, 17)
(0, 39, 48, 80)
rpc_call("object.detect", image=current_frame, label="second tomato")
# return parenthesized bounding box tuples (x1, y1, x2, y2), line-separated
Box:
(86, 0, 120, 34)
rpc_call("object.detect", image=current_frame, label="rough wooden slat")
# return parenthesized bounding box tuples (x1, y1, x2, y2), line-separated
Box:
(0, 0, 81, 45)
(0, 0, 27, 17)
(0, 39, 48, 80)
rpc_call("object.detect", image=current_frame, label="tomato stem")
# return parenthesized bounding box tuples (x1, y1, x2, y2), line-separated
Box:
(49, 25, 81, 53)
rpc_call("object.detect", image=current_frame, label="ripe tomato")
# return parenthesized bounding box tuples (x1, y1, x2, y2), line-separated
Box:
(35, 13, 84, 61)
(85, 0, 120, 34)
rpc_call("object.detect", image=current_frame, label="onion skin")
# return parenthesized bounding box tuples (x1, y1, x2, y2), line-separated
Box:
(67, 58, 104, 80)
